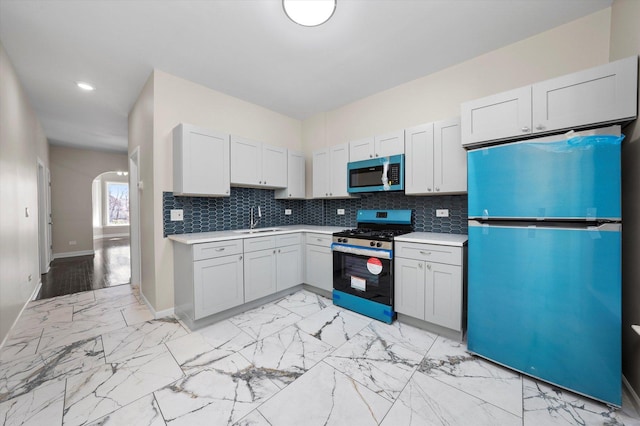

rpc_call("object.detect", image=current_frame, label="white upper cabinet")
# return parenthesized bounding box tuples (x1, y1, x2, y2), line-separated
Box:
(460, 86, 532, 147)
(461, 56, 638, 147)
(313, 143, 354, 199)
(348, 137, 374, 162)
(275, 150, 306, 199)
(532, 56, 638, 134)
(230, 135, 287, 188)
(405, 117, 466, 195)
(173, 123, 230, 197)
(349, 131, 404, 162)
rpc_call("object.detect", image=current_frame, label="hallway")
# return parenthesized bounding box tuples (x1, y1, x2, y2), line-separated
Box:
(38, 237, 131, 299)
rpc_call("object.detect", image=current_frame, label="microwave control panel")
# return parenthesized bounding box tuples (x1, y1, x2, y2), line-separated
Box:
(388, 164, 400, 184)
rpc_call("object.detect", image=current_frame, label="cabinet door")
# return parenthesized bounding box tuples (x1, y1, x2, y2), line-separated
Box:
(173, 124, 230, 197)
(312, 149, 330, 198)
(329, 144, 350, 198)
(349, 137, 374, 162)
(244, 249, 277, 303)
(305, 244, 333, 291)
(230, 135, 262, 186)
(394, 257, 426, 319)
(532, 56, 638, 134)
(193, 255, 244, 319)
(404, 123, 434, 195)
(461, 86, 532, 147)
(262, 144, 287, 188)
(275, 150, 305, 199)
(425, 262, 462, 331)
(374, 130, 405, 158)
(434, 117, 466, 194)
(276, 245, 303, 291)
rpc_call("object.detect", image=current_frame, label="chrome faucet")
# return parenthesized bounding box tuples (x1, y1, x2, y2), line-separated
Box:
(250, 206, 262, 229)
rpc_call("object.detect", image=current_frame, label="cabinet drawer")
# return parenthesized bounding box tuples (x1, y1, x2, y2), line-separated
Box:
(276, 233, 302, 247)
(244, 235, 276, 252)
(306, 233, 332, 247)
(395, 242, 462, 265)
(193, 239, 243, 261)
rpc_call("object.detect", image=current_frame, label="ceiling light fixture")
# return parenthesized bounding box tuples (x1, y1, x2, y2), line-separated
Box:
(283, 0, 336, 27)
(76, 81, 95, 91)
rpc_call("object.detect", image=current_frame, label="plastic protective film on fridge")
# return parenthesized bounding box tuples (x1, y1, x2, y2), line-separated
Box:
(466, 127, 624, 406)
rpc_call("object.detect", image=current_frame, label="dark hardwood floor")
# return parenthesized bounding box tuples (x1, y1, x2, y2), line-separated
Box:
(38, 236, 131, 300)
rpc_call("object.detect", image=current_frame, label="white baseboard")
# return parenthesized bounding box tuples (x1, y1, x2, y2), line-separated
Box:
(623, 374, 640, 413)
(138, 290, 174, 319)
(53, 250, 94, 259)
(93, 233, 130, 240)
(0, 280, 42, 352)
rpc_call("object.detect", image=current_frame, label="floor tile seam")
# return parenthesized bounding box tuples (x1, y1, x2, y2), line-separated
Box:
(376, 354, 422, 426)
(152, 392, 169, 426)
(418, 368, 525, 420)
(162, 341, 189, 380)
(318, 358, 396, 405)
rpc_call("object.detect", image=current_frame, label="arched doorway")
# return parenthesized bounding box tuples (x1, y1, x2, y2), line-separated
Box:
(91, 171, 131, 287)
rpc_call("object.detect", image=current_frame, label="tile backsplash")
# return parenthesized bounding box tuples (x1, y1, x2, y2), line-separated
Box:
(163, 189, 467, 237)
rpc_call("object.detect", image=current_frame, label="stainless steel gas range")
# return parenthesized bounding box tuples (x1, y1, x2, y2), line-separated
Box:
(331, 209, 412, 323)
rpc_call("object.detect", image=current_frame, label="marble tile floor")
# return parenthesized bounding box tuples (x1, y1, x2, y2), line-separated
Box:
(1, 285, 639, 426)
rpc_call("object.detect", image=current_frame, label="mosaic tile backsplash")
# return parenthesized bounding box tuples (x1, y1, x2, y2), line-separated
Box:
(163, 189, 467, 237)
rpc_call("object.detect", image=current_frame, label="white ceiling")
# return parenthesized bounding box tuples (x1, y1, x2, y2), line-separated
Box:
(0, 0, 612, 153)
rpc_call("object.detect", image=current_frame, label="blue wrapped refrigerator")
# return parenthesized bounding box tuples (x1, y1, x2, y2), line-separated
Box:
(466, 126, 623, 406)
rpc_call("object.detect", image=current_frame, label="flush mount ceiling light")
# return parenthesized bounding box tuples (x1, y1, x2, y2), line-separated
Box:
(283, 0, 336, 27)
(76, 81, 95, 91)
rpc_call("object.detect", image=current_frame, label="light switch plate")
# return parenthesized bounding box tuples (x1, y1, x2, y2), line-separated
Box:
(285, 209, 292, 215)
(436, 209, 449, 218)
(170, 209, 184, 221)
(337, 209, 345, 215)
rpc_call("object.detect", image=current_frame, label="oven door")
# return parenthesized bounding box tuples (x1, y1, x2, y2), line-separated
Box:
(332, 244, 393, 306)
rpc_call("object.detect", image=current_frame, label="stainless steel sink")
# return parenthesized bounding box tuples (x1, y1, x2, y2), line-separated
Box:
(233, 228, 283, 234)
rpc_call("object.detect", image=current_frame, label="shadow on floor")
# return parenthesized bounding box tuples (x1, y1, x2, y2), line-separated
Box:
(38, 236, 131, 300)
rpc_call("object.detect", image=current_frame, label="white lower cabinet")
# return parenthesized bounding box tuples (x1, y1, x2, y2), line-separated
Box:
(244, 233, 303, 302)
(174, 239, 244, 322)
(244, 248, 277, 303)
(304, 233, 333, 292)
(394, 241, 465, 332)
(194, 254, 244, 318)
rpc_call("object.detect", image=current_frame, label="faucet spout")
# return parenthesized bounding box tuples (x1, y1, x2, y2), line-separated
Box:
(250, 206, 262, 229)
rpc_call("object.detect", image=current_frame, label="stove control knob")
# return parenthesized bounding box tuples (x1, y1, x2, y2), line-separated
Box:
(340, 238, 346, 243)
(370, 241, 375, 247)
(376, 242, 382, 247)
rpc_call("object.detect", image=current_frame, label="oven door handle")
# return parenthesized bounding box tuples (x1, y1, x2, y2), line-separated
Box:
(331, 243, 392, 259)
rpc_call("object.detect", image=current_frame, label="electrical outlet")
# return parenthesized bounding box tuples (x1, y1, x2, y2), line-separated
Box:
(170, 209, 184, 221)
(337, 209, 345, 215)
(284, 209, 292, 215)
(436, 209, 449, 218)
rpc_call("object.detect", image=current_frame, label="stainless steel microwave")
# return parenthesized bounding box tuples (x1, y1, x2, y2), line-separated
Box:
(347, 154, 404, 193)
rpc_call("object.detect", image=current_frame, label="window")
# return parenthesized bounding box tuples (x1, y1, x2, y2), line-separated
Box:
(106, 182, 129, 226)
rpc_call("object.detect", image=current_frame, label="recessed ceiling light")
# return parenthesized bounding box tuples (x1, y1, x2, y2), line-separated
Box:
(283, 0, 336, 27)
(76, 81, 95, 91)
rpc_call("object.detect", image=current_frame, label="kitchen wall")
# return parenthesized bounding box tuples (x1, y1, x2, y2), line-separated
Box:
(131, 8, 617, 326)
(163, 190, 467, 236)
(130, 70, 303, 313)
(0, 41, 49, 344)
(301, 8, 612, 195)
(610, 0, 640, 405)
(49, 145, 127, 258)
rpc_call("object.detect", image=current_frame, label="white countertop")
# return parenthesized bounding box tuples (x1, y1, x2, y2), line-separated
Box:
(167, 225, 345, 245)
(394, 232, 468, 247)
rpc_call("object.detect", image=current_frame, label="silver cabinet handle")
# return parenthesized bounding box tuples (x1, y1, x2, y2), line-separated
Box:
(435, 187, 440, 192)
(427, 188, 432, 192)
(273, 250, 276, 254)
(316, 238, 322, 242)
(216, 248, 225, 252)
(264, 181, 267, 185)
(420, 251, 431, 255)
(289, 193, 292, 197)
(535, 124, 544, 130)
(239, 256, 242, 260)
(375, 153, 379, 157)
(427, 264, 432, 270)
(325, 193, 328, 196)
(521, 126, 530, 132)
(418, 263, 423, 269)
(329, 193, 332, 196)
(226, 190, 229, 194)
(259, 181, 262, 184)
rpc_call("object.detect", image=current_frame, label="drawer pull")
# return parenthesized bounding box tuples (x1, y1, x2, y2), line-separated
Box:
(420, 251, 431, 255)
(317, 238, 322, 242)
(427, 264, 432, 270)
(216, 248, 226, 252)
